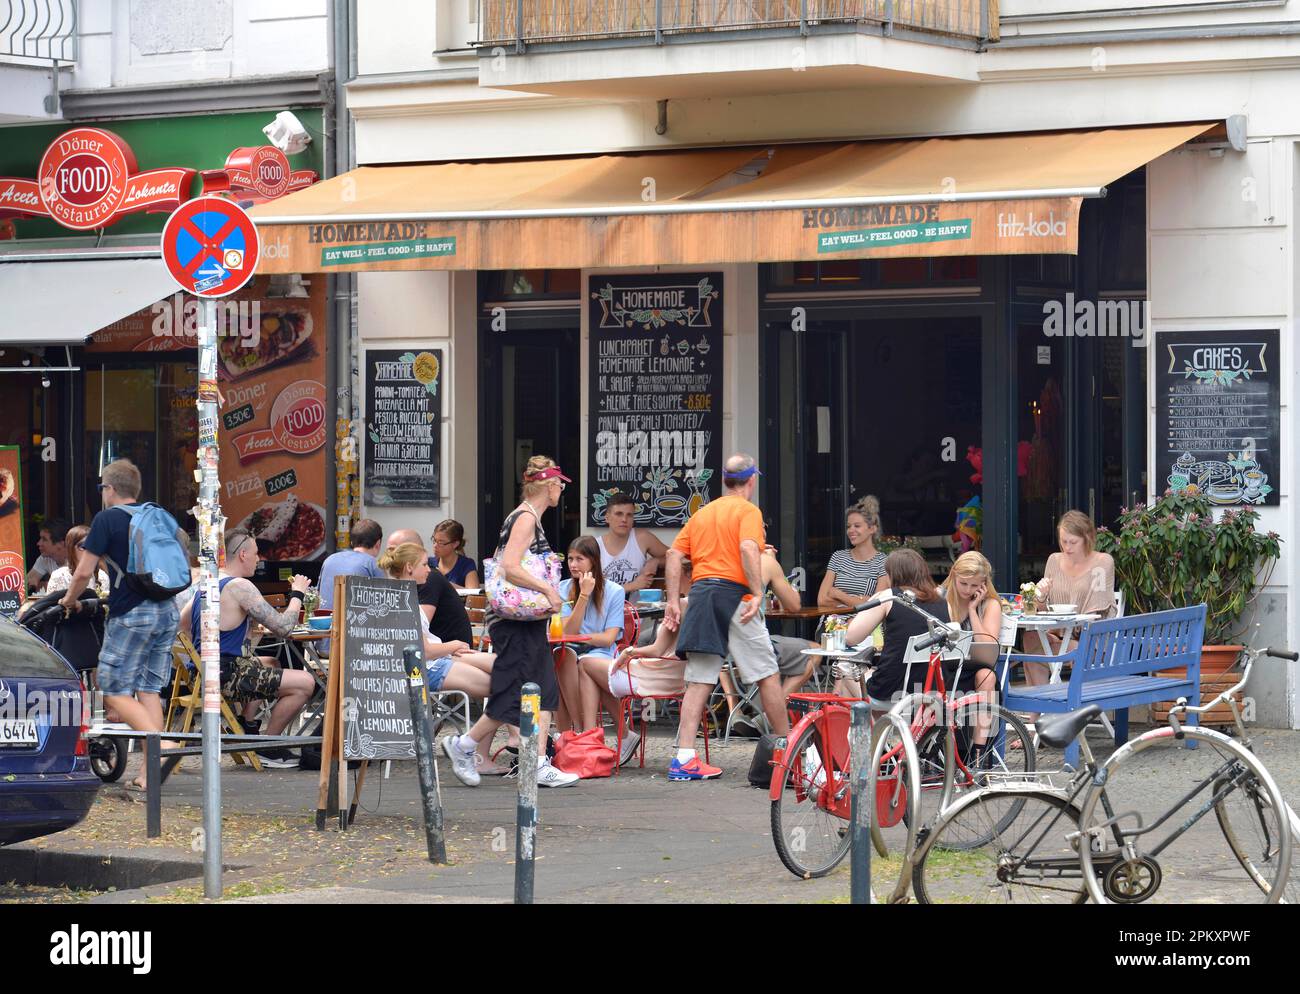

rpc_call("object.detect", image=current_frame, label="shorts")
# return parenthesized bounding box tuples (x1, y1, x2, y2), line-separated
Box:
(425, 656, 453, 693)
(607, 664, 635, 699)
(683, 602, 778, 685)
(98, 600, 179, 696)
(484, 618, 559, 725)
(773, 635, 816, 677)
(219, 653, 284, 702)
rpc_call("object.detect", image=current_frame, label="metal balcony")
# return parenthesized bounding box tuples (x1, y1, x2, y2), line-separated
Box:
(1, 0, 78, 65)
(476, 1, 998, 50)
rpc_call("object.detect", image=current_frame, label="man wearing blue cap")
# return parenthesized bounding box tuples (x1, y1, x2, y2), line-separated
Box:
(663, 452, 790, 780)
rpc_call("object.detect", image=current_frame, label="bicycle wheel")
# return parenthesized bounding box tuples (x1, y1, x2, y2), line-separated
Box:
(1214, 759, 1300, 903)
(903, 695, 1034, 833)
(771, 713, 852, 879)
(912, 789, 1089, 904)
(1079, 724, 1290, 904)
(868, 709, 922, 903)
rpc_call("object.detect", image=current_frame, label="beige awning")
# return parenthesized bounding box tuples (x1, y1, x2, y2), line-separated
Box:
(250, 123, 1215, 274)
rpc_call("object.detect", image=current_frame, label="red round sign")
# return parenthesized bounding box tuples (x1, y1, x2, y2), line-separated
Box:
(247, 146, 291, 200)
(161, 196, 260, 298)
(37, 127, 137, 231)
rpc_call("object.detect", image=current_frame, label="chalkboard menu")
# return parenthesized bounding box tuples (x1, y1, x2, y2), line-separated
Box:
(1155, 329, 1279, 507)
(364, 349, 442, 507)
(587, 273, 723, 527)
(337, 575, 424, 760)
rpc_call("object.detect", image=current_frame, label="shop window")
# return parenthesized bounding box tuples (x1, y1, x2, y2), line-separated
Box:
(546, 269, 581, 294)
(1098, 170, 1147, 291)
(85, 364, 198, 535)
(484, 269, 582, 300)
(879, 258, 928, 284)
(932, 256, 979, 282)
(818, 260, 862, 283)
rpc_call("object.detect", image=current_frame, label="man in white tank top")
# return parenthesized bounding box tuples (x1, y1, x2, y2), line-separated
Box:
(597, 492, 671, 594)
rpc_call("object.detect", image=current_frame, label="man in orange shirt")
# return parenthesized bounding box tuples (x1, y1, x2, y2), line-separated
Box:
(664, 453, 790, 780)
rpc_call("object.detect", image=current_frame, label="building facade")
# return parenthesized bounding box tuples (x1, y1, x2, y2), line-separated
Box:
(305, 0, 1298, 726)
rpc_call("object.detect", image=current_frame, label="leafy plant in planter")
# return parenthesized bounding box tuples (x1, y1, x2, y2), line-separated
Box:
(1096, 490, 1281, 647)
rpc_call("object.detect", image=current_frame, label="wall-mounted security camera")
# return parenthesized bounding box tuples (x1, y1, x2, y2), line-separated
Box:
(263, 111, 312, 155)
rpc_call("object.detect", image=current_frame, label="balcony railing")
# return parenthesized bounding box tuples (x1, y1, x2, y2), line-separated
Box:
(1, 0, 78, 65)
(476, 1, 997, 48)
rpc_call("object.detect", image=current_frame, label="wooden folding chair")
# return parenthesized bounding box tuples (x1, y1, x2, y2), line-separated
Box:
(168, 634, 262, 770)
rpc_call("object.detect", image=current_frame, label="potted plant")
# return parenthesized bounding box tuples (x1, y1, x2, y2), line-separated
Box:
(1096, 489, 1281, 676)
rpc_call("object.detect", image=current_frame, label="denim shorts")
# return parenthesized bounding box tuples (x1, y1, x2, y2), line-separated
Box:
(98, 600, 180, 696)
(425, 656, 454, 693)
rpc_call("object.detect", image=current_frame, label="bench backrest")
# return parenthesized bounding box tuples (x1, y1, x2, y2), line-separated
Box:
(1073, 604, 1206, 680)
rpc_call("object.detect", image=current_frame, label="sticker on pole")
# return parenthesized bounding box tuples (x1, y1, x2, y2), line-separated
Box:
(161, 195, 260, 298)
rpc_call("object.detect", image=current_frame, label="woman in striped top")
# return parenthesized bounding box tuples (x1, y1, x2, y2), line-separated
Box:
(818, 495, 891, 609)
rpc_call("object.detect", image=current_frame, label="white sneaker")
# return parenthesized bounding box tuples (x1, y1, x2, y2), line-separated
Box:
(440, 736, 480, 787)
(618, 730, 641, 768)
(536, 760, 579, 788)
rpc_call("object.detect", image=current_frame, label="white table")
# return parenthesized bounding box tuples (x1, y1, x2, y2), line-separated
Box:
(1010, 611, 1113, 736)
(456, 586, 482, 598)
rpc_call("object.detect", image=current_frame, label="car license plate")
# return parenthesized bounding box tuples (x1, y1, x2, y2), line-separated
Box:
(0, 718, 38, 747)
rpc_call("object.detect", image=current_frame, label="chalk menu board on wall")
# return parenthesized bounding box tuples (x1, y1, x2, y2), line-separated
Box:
(587, 273, 723, 528)
(364, 349, 441, 507)
(1155, 329, 1279, 507)
(336, 575, 423, 761)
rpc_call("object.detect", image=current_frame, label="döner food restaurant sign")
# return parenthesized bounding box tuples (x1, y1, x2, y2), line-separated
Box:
(0, 127, 318, 230)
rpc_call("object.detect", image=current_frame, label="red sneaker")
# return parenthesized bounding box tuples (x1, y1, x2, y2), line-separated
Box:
(668, 756, 723, 781)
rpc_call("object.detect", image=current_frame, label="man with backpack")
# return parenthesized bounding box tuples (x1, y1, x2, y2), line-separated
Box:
(60, 459, 192, 791)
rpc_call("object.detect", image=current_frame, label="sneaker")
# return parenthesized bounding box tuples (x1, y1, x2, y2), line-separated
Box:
(668, 756, 723, 781)
(440, 736, 481, 787)
(255, 748, 299, 769)
(618, 730, 641, 768)
(536, 760, 579, 788)
(729, 717, 762, 739)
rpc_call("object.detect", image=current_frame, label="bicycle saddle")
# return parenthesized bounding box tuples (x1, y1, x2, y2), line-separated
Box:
(1036, 705, 1102, 749)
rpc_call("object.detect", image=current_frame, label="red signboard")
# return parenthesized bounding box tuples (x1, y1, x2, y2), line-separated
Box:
(0, 130, 317, 230)
(0, 127, 195, 229)
(201, 146, 317, 204)
(161, 196, 260, 298)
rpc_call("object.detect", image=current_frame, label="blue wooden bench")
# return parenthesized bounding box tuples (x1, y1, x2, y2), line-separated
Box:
(1003, 604, 1205, 768)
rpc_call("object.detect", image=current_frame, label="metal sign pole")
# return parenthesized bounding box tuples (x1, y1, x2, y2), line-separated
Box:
(196, 297, 224, 898)
(849, 701, 872, 905)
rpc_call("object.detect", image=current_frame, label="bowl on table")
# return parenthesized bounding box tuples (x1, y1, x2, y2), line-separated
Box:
(637, 589, 665, 605)
(307, 615, 333, 631)
(1049, 603, 1078, 615)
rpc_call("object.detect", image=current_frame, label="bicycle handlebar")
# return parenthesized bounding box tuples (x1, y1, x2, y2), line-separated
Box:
(1266, 647, 1299, 661)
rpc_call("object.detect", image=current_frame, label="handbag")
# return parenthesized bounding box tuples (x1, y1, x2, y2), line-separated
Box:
(483, 506, 562, 620)
(552, 728, 616, 779)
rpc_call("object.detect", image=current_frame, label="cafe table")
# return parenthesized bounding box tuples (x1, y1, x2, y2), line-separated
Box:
(1010, 609, 1113, 737)
(765, 603, 851, 641)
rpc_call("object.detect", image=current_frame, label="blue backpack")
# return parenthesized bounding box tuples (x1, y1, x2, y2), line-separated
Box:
(115, 503, 191, 600)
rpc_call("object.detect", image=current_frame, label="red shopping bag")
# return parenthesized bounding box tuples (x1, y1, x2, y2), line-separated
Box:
(553, 728, 616, 779)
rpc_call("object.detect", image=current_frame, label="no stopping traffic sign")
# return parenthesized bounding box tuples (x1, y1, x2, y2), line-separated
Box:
(161, 195, 260, 297)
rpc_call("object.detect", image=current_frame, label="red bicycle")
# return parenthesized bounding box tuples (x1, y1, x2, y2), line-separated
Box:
(769, 591, 1034, 883)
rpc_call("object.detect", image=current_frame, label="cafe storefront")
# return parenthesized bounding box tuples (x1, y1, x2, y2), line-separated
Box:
(0, 112, 332, 578)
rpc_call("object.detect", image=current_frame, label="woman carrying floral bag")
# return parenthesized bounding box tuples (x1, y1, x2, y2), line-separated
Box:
(441, 456, 580, 789)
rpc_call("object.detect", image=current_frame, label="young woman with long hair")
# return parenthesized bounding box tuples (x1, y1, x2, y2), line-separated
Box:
(431, 518, 480, 589)
(553, 535, 625, 733)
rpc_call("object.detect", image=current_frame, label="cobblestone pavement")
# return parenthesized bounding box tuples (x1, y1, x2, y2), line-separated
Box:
(8, 722, 1300, 904)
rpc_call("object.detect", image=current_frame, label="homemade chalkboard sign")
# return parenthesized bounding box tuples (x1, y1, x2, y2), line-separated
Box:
(587, 272, 723, 528)
(316, 573, 425, 830)
(1155, 329, 1280, 507)
(363, 348, 442, 507)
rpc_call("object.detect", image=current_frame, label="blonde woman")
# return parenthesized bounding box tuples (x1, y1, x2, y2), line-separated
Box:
(818, 495, 890, 609)
(441, 455, 580, 788)
(1024, 510, 1116, 691)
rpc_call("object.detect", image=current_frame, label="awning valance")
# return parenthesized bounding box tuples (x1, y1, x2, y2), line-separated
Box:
(249, 123, 1214, 274)
(0, 257, 175, 345)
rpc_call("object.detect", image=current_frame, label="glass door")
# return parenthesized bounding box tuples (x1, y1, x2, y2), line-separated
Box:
(1014, 311, 1069, 584)
(478, 325, 581, 561)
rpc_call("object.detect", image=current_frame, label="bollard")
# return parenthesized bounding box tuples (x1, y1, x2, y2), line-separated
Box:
(405, 646, 447, 864)
(849, 701, 872, 905)
(146, 732, 161, 839)
(515, 681, 541, 905)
